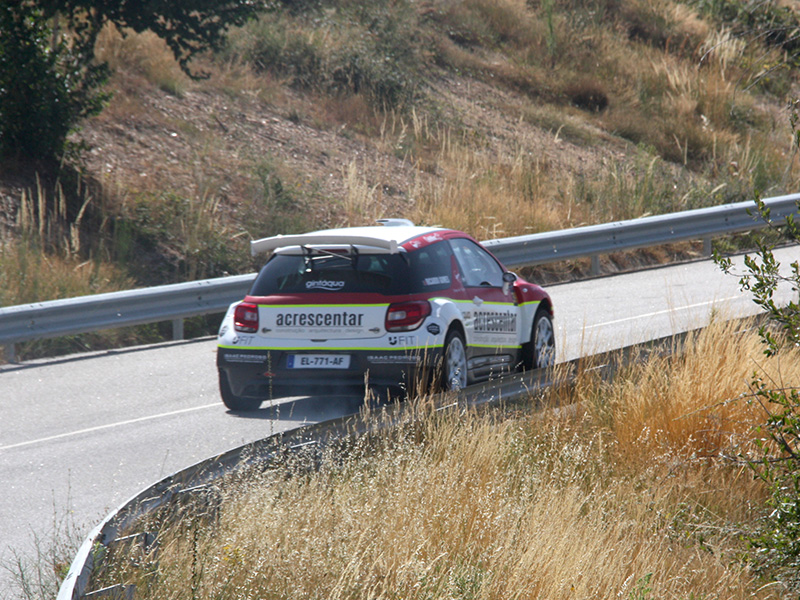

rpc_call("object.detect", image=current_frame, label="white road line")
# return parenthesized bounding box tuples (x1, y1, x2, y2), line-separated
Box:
(583, 296, 744, 330)
(0, 403, 220, 452)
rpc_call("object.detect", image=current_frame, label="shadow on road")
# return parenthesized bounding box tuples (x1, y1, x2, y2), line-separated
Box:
(225, 385, 398, 423)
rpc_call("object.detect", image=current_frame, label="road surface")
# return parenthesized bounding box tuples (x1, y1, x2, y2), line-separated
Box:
(1, 249, 796, 598)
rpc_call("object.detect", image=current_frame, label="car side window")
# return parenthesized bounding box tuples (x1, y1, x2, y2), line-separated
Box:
(449, 238, 505, 287)
(408, 240, 454, 291)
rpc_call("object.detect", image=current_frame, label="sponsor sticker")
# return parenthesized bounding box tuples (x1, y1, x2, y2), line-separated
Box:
(388, 335, 418, 347)
(427, 323, 441, 335)
(423, 275, 450, 287)
(223, 352, 267, 364)
(367, 354, 420, 365)
(474, 311, 517, 333)
(275, 311, 365, 328)
(305, 280, 346, 291)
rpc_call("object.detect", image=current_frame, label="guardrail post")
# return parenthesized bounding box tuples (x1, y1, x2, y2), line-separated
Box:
(3, 343, 15, 364)
(172, 318, 184, 341)
(590, 255, 600, 276)
(703, 236, 712, 257)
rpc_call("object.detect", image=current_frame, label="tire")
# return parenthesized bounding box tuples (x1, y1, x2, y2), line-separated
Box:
(522, 307, 555, 370)
(219, 370, 262, 411)
(441, 329, 468, 391)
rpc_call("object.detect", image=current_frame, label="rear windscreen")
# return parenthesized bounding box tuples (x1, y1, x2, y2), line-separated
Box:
(250, 241, 454, 296)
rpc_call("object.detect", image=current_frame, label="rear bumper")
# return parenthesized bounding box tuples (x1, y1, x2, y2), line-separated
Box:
(217, 346, 443, 398)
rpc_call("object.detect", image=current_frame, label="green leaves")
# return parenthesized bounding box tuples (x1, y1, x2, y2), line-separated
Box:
(724, 195, 800, 356)
(48, 0, 261, 77)
(747, 377, 800, 589)
(0, 0, 262, 165)
(716, 193, 800, 592)
(0, 3, 109, 163)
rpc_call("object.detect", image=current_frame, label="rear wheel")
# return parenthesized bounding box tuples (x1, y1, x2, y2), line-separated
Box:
(219, 371, 262, 411)
(441, 329, 468, 391)
(522, 307, 555, 370)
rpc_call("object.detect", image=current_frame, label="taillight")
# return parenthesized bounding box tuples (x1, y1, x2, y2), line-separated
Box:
(385, 300, 431, 332)
(234, 302, 259, 333)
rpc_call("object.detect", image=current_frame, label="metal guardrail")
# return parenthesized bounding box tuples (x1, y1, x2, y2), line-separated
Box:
(483, 192, 800, 270)
(2, 193, 799, 362)
(0, 274, 255, 363)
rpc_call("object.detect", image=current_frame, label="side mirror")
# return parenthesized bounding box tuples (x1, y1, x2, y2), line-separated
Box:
(502, 271, 517, 295)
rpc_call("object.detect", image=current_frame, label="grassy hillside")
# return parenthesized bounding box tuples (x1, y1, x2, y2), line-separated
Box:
(92, 319, 800, 598)
(1, 0, 799, 359)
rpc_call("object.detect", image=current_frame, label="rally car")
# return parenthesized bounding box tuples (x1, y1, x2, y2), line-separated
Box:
(216, 219, 555, 410)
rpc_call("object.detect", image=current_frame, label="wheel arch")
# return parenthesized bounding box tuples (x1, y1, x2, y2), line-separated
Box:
(538, 297, 554, 318)
(444, 318, 466, 342)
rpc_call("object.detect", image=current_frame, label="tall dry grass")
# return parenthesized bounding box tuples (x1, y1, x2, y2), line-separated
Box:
(578, 318, 800, 464)
(405, 127, 712, 237)
(97, 319, 795, 599)
(95, 25, 189, 97)
(0, 180, 133, 309)
(0, 180, 139, 362)
(0, 243, 132, 308)
(410, 129, 566, 237)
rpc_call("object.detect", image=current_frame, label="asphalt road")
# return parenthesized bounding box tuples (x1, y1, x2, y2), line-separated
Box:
(1, 248, 797, 598)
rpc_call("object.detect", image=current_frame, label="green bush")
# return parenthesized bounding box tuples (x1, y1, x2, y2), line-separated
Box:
(234, 1, 421, 110)
(716, 196, 800, 594)
(2, 0, 258, 166)
(112, 192, 249, 284)
(0, 4, 108, 164)
(747, 379, 800, 592)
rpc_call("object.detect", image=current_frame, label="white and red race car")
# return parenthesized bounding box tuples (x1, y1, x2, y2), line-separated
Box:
(216, 219, 554, 410)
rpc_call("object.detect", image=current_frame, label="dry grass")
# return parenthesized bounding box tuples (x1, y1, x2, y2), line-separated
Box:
(95, 25, 190, 97)
(406, 129, 707, 236)
(579, 318, 800, 464)
(97, 319, 796, 599)
(411, 138, 566, 237)
(0, 179, 133, 307)
(0, 243, 131, 307)
(341, 160, 382, 226)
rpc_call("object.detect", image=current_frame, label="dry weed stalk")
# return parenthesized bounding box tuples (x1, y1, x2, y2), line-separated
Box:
(342, 160, 381, 226)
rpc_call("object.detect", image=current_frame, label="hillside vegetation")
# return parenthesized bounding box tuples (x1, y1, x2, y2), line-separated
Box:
(1, 0, 799, 359)
(93, 319, 800, 598)
(3, 3, 800, 598)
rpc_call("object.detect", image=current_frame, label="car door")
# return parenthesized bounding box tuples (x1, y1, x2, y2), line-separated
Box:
(448, 238, 520, 378)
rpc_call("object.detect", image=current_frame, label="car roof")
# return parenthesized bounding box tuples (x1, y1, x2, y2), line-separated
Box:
(250, 222, 455, 256)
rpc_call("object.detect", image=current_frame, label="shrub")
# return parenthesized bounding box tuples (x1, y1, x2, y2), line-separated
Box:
(0, 4, 108, 164)
(112, 191, 248, 284)
(716, 195, 800, 594)
(235, 1, 421, 111)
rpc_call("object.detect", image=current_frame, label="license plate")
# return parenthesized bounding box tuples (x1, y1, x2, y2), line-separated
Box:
(287, 354, 351, 369)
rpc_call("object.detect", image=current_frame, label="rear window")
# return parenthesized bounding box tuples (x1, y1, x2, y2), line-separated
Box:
(250, 240, 454, 296)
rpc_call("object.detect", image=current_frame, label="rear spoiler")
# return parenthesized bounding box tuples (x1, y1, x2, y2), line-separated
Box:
(250, 234, 400, 256)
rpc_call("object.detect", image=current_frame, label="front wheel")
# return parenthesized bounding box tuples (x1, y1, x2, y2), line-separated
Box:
(441, 329, 468, 391)
(522, 307, 555, 370)
(219, 371, 262, 411)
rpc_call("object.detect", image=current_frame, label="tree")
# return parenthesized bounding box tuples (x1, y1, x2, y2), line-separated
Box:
(38, 0, 262, 76)
(0, 0, 261, 165)
(0, 3, 107, 164)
